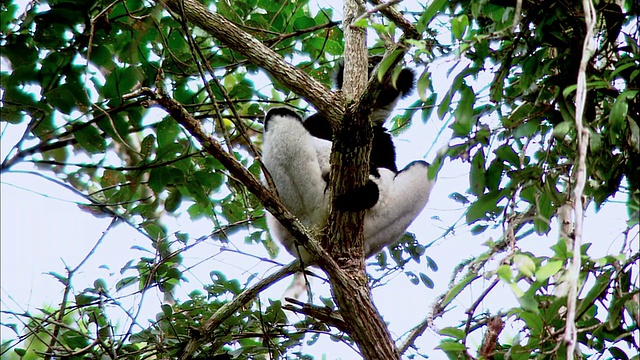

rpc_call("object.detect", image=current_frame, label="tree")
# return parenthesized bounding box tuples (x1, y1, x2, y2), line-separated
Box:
(1, 0, 638, 359)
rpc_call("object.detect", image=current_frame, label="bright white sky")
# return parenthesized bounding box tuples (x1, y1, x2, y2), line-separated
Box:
(1, 0, 637, 358)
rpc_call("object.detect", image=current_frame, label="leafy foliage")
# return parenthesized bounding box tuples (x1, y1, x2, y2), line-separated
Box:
(1, 0, 638, 358)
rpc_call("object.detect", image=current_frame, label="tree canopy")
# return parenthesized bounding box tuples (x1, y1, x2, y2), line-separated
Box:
(1, 0, 638, 359)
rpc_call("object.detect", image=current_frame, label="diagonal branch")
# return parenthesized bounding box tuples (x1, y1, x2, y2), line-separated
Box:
(142, 86, 338, 269)
(181, 261, 301, 359)
(367, 0, 420, 39)
(157, 0, 343, 125)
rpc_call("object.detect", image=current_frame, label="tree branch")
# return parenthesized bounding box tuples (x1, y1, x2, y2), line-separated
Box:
(565, 0, 596, 357)
(181, 261, 301, 358)
(157, 0, 343, 125)
(479, 316, 505, 358)
(367, 0, 420, 40)
(282, 298, 348, 331)
(319, 0, 400, 358)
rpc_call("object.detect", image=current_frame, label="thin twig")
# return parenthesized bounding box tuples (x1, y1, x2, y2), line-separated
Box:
(565, 0, 596, 358)
(353, 0, 403, 25)
(44, 218, 118, 360)
(462, 278, 500, 350)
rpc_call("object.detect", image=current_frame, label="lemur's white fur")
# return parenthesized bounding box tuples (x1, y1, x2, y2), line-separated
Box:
(262, 110, 434, 262)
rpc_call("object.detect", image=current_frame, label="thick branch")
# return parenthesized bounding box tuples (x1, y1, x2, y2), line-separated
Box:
(321, 0, 399, 358)
(158, 0, 343, 123)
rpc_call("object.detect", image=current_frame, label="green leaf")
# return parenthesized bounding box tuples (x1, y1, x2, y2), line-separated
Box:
(194, 170, 225, 191)
(102, 66, 142, 101)
(405, 271, 419, 285)
(470, 224, 488, 234)
(61, 330, 90, 349)
(436, 340, 467, 351)
(469, 149, 486, 196)
(516, 293, 539, 313)
(98, 326, 111, 339)
(420, 272, 435, 289)
(624, 298, 639, 327)
(610, 90, 638, 125)
(148, 167, 185, 192)
(449, 192, 470, 204)
(376, 50, 403, 84)
(94, 278, 108, 294)
(576, 270, 612, 316)
(513, 118, 541, 138)
(495, 144, 520, 168)
(161, 304, 173, 317)
(421, 93, 437, 123)
(352, 17, 368, 28)
(140, 134, 155, 159)
(47, 271, 69, 285)
(90, 43, 115, 70)
(514, 254, 536, 277)
(534, 193, 553, 234)
(535, 260, 563, 282)
(562, 80, 610, 99)
(175, 232, 189, 244)
(1, 339, 15, 355)
(74, 125, 107, 154)
(451, 15, 469, 40)
(100, 169, 123, 191)
(609, 347, 629, 360)
(437, 89, 452, 120)
(519, 310, 544, 334)
(497, 264, 512, 282)
(45, 85, 76, 114)
(610, 94, 629, 125)
(553, 121, 573, 139)
(320, 296, 335, 309)
(144, 222, 166, 241)
(485, 160, 505, 192)
(293, 15, 316, 29)
(466, 190, 505, 224)
(452, 84, 475, 136)
(417, 0, 447, 32)
(156, 117, 181, 148)
(115, 276, 139, 291)
(417, 69, 433, 102)
(439, 327, 465, 340)
(503, 103, 534, 128)
(442, 274, 476, 308)
(164, 189, 182, 213)
(75, 293, 97, 306)
(426, 256, 438, 271)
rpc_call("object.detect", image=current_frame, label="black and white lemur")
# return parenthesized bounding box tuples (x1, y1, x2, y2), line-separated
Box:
(262, 57, 434, 262)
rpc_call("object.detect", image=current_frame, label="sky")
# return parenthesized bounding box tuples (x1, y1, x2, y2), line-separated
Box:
(1, 0, 638, 358)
